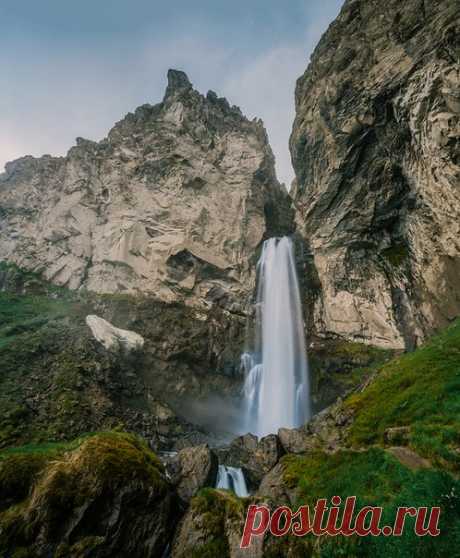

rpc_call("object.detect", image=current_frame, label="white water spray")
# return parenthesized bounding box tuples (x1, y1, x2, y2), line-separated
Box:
(216, 465, 249, 497)
(242, 237, 311, 438)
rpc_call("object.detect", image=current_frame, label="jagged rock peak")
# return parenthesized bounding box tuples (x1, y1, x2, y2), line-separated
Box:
(0, 69, 294, 310)
(164, 68, 193, 99)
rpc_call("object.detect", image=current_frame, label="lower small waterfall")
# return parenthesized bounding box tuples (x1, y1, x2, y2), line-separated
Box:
(216, 465, 249, 497)
(242, 236, 311, 438)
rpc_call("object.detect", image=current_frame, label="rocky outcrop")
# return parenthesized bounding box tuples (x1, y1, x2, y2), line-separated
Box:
(0, 433, 176, 558)
(86, 314, 144, 352)
(169, 444, 218, 502)
(291, 0, 460, 349)
(171, 489, 265, 558)
(217, 433, 284, 488)
(0, 69, 293, 314)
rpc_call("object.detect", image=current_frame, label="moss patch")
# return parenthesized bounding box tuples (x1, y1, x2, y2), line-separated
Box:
(309, 338, 394, 411)
(381, 244, 409, 267)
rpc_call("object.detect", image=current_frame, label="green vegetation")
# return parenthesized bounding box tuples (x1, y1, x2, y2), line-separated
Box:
(0, 274, 116, 447)
(345, 319, 460, 470)
(282, 447, 460, 557)
(0, 292, 76, 349)
(309, 338, 394, 410)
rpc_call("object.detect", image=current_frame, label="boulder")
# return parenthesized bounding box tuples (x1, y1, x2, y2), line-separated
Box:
(171, 489, 265, 558)
(169, 444, 218, 502)
(0, 433, 176, 557)
(86, 314, 144, 352)
(384, 426, 411, 446)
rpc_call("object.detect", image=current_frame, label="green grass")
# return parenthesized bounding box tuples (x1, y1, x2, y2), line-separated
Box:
(0, 435, 93, 460)
(345, 319, 460, 470)
(0, 292, 76, 349)
(282, 448, 460, 557)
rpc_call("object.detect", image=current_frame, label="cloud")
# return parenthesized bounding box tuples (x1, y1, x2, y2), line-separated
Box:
(0, 3, 343, 186)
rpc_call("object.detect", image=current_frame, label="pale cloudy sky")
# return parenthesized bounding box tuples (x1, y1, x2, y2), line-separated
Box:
(0, 0, 343, 186)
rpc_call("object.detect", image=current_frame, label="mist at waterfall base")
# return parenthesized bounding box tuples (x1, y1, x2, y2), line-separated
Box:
(241, 236, 311, 438)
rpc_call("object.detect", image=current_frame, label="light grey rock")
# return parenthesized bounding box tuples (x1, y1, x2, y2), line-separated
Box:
(170, 443, 218, 502)
(291, 0, 460, 350)
(86, 314, 144, 352)
(0, 70, 293, 316)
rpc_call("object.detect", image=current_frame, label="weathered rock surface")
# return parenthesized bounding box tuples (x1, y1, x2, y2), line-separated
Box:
(86, 314, 144, 352)
(0, 69, 293, 313)
(278, 396, 354, 455)
(169, 444, 218, 502)
(291, 0, 460, 349)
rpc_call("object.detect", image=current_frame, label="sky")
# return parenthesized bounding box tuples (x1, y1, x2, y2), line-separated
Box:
(0, 0, 343, 187)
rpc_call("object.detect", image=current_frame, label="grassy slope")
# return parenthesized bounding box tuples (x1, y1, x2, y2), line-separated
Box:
(345, 319, 460, 470)
(281, 448, 460, 557)
(278, 319, 460, 556)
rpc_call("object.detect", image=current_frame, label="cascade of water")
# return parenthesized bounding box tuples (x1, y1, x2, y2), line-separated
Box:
(242, 236, 311, 438)
(216, 465, 249, 497)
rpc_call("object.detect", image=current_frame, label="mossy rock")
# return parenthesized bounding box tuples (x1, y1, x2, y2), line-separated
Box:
(0, 432, 174, 558)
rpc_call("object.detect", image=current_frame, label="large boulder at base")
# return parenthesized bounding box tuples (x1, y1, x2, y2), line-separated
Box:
(0, 433, 176, 558)
(217, 433, 284, 488)
(171, 489, 265, 558)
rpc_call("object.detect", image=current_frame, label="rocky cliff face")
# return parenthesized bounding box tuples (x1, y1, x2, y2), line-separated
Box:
(291, 0, 460, 349)
(0, 69, 293, 313)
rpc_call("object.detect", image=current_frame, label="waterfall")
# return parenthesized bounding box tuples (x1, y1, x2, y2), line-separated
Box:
(242, 236, 311, 438)
(216, 465, 249, 497)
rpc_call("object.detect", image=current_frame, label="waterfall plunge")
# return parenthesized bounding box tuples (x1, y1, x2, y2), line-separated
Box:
(216, 465, 249, 497)
(242, 237, 311, 438)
